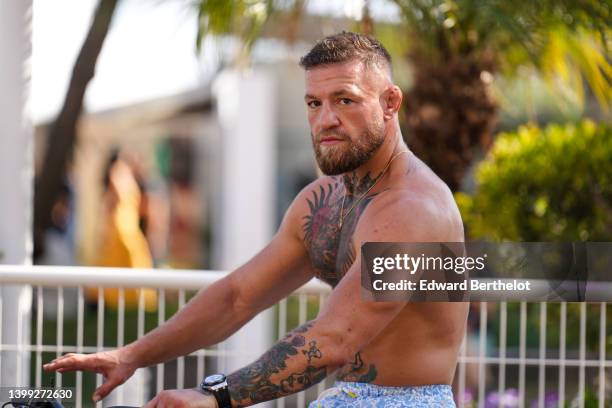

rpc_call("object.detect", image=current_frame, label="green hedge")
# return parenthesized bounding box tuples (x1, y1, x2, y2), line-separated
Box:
(456, 120, 612, 241)
(456, 120, 612, 358)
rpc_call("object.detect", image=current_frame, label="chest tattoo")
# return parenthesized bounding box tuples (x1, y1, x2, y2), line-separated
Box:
(302, 173, 379, 287)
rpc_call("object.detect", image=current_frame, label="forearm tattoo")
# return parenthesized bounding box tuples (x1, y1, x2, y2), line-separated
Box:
(227, 321, 328, 407)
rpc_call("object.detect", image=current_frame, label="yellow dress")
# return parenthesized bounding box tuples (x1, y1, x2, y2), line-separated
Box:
(86, 166, 157, 312)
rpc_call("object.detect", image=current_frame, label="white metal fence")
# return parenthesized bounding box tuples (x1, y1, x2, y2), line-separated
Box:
(0, 265, 610, 408)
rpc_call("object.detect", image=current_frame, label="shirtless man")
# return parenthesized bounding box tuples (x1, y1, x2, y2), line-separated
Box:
(44, 32, 468, 407)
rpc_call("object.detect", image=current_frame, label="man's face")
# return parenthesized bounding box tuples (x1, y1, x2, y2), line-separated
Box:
(304, 60, 388, 175)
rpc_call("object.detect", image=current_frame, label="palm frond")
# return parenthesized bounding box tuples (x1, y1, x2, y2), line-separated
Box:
(388, 0, 611, 110)
(538, 27, 611, 111)
(194, 0, 276, 58)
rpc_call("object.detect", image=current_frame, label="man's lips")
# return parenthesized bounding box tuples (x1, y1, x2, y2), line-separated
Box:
(319, 137, 344, 145)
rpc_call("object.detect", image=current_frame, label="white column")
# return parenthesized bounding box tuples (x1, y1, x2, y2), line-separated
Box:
(213, 69, 276, 402)
(0, 0, 34, 387)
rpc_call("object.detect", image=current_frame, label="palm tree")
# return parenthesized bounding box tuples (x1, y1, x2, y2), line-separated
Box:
(194, 0, 610, 192)
(389, 0, 610, 191)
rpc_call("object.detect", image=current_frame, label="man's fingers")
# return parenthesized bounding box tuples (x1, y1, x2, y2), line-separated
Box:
(142, 394, 159, 408)
(43, 353, 76, 369)
(93, 377, 122, 403)
(44, 354, 97, 372)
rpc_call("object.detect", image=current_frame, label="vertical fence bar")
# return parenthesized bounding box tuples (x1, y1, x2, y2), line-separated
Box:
(297, 294, 307, 408)
(35, 285, 43, 388)
(177, 289, 186, 389)
(477, 302, 487, 408)
(0, 290, 3, 378)
(118, 288, 125, 347)
(537, 302, 547, 408)
(76, 286, 84, 408)
(16, 283, 24, 385)
(195, 285, 205, 391)
(96, 288, 105, 408)
(558, 302, 566, 408)
(218, 339, 226, 375)
(458, 334, 467, 408)
(316, 294, 327, 397)
(137, 289, 145, 403)
(298, 294, 307, 326)
(117, 288, 125, 405)
(157, 289, 166, 394)
(598, 303, 606, 408)
(278, 299, 287, 339)
(518, 302, 527, 408)
(196, 349, 205, 389)
(277, 298, 287, 408)
(218, 340, 226, 375)
(138, 289, 145, 340)
(498, 302, 507, 398)
(55, 286, 64, 388)
(578, 303, 586, 408)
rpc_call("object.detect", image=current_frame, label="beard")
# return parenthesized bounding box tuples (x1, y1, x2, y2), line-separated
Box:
(312, 120, 385, 176)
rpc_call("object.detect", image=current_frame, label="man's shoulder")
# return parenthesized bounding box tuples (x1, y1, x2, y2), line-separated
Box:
(355, 182, 464, 243)
(289, 175, 341, 212)
(281, 175, 340, 229)
(298, 175, 340, 196)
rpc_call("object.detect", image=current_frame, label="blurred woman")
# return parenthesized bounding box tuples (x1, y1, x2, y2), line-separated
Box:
(86, 152, 157, 311)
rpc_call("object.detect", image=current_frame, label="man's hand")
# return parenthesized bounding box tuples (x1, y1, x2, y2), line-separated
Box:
(43, 349, 137, 402)
(144, 389, 219, 408)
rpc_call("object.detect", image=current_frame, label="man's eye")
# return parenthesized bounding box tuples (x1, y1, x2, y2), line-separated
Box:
(307, 100, 320, 108)
(339, 98, 353, 105)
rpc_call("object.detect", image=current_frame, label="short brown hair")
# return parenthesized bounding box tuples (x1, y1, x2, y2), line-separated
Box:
(299, 31, 392, 75)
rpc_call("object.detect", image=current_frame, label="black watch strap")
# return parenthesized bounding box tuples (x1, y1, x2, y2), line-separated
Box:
(213, 385, 232, 408)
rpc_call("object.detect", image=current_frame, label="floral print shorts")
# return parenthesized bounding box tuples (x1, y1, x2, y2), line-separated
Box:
(309, 381, 456, 407)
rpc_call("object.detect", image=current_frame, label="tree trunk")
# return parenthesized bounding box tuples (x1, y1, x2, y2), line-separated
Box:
(33, 0, 119, 258)
(402, 51, 498, 192)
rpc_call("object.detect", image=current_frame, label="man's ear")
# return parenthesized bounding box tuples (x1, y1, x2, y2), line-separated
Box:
(381, 86, 403, 121)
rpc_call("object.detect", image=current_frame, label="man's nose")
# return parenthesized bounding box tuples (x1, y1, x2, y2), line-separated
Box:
(316, 103, 340, 131)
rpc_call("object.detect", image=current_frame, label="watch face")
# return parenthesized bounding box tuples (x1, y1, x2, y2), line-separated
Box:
(204, 374, 226, 386)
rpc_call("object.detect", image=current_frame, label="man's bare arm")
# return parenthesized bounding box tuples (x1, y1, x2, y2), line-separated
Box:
(224, 193, 459, 407)
(125, 218, 313, 368)
(43, 189, 314, 400)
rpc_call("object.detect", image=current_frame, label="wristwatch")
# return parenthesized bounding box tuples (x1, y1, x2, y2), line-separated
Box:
(200, 373, 232, 408)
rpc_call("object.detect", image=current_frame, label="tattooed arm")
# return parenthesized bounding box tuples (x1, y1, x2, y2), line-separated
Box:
(43, 183, 316, 403)
(227, 321, 336, 406)
(225, 259, 405, 407)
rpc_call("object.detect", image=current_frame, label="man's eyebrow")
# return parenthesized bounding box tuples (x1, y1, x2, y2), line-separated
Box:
(304, 89, 359, 100)
(330, 89, 358, 97)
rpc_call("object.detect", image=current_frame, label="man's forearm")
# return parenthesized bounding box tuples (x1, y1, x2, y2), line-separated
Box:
(123, 275, 249, 368)
(227, 321, 346, 407)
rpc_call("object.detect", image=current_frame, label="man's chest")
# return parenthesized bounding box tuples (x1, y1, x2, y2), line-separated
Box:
(300, 182, 374, 287)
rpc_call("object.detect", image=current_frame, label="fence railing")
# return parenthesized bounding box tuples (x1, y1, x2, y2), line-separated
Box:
(0, 265, 609, 408)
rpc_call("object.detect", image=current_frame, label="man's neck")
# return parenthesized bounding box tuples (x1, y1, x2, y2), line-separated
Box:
(341, 132, 406, 196)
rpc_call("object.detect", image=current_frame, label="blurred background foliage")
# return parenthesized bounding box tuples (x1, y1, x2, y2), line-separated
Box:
(194, 0, 277, 59)
(456, 120, 612, 241)
(38, 0, 610, 248)
(192, 0, 610, 191)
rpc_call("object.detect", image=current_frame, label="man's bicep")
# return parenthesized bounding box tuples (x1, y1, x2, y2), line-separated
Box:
(315, 258, 405, 358)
